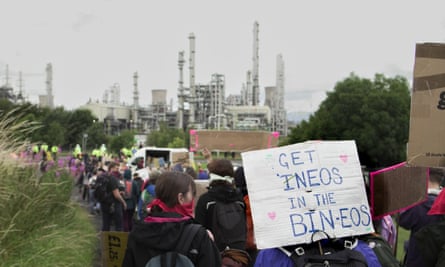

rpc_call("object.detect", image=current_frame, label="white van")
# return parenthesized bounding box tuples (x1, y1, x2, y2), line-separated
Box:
(127, 147, 189, 178)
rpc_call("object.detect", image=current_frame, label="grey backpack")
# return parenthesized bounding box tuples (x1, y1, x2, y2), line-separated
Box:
(145, 224, 201, 267)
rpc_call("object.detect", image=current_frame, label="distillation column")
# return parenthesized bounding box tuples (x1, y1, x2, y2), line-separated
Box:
(46, 63, 54, 108)
(188, 33, 196, 126)
(275, 54, 287, 136)
(252, 21, 260, 106)
(177, 51, 185, 129)
(132, 72, 139, 129)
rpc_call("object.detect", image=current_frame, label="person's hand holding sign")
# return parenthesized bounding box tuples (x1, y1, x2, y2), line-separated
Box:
(202, 147, 212, 163)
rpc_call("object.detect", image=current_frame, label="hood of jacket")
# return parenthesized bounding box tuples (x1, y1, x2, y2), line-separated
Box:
(207, 185, 243, 203)
(128, 212, 192, 251)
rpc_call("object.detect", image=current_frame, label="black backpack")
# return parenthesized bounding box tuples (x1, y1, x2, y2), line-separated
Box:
(359, 234, 400, 267)
(93, 174, 114, 204)
(208, 200, 247, 251)
(414, 220, 445, 267)
(144, 224, 202, 267)
(281, 231, 368, 267)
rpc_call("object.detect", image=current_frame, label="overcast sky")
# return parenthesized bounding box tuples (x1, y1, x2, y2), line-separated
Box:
(1, 0, 445, 113)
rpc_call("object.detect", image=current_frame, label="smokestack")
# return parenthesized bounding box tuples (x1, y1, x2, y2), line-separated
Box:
(132, 72, 139, 130)
(46, 63, 54, 108)
(252, 21, 260, 106)
(246, 70, 252, 106)
(133, 72, 139, 108)
(189, 33, 196, 125)
(276, 54, 285, 110)
(177, 51, 185, 129)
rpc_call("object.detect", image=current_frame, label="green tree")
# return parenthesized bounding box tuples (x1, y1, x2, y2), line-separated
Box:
(147, 122, 186, 147)
(168, 137, 186, 148)
(109, 130, 135, 154)
(65, 109, 96, 147)
(86, 122, 108, 150)
(284, 73, 410, 168)
(45, 122, 66, 146)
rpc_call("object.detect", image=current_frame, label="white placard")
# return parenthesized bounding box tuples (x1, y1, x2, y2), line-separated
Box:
(241, 140, 374, 249)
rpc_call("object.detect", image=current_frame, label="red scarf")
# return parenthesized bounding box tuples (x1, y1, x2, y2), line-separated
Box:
(429, 189, 445, 215)
(148, 198, 195, 218)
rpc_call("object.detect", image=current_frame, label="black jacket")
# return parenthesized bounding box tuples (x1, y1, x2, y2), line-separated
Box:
(195, 185, 245, 229)
(122, 212, 221, 267)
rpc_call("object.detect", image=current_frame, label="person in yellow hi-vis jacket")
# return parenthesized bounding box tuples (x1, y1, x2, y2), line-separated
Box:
(51, 145, 59, 161)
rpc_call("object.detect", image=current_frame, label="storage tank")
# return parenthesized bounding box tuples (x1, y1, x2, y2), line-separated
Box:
(152, 89, 167, 105)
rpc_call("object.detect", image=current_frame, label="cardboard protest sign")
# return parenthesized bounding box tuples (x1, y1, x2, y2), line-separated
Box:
(370, 162, 428, 220)
(241, 140, 374, 249)
(189, 130, 279, 152)
(101, 231, 129, 267)
(407, 43, 445, 167)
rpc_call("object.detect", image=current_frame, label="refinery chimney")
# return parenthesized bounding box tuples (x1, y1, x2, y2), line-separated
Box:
(132, 72, 139, 130)
(188, 33, 196, 125)
(246, 70, 252, 105)
(177, 51, 185, 129)
(133, 72, 139, 108)
(252, 21, 260, 106)
(276, 54, 285, 111)
(46, 63, 54, 108)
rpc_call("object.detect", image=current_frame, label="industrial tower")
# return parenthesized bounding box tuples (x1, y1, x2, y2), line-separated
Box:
(132, 72, 139, 129)
(252, 21, 260, 106)
(188, 33, 196, 126)
(177, 51, 185, 129)
(274, 54, 287, 136)
(45, 63, 54, 108)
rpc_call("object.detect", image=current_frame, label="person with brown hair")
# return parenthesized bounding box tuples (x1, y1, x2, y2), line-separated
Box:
(221, 248, 251, 267)
(195, 159, 247, 251)
(123, 171, 221, 266)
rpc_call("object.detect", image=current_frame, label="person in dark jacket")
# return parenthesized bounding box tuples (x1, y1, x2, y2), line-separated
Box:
(100, 162, 127, 231)
(195, 159, 247, 251)
(123, 169, 139, 232)
(122, 171, 221, 267)
(398, 167, 443, 267)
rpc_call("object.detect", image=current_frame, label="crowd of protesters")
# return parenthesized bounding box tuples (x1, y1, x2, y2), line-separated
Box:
(23, 142, 445, 267)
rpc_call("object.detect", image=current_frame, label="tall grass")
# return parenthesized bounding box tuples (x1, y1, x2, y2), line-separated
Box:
(0, 111, 97, 266)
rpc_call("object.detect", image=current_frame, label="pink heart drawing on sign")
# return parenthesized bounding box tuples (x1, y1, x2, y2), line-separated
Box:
(340, 155, 348, 163)
(267, 212, 276, 220)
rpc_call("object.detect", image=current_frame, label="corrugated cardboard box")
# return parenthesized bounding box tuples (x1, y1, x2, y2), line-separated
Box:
(407, 43, 445, 167)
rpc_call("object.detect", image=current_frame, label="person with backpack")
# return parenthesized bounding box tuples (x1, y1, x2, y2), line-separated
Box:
(96, 162, 127, 231)
(234, 166, 257, 267)
(195, 159, 247, 251)
(122, 171, 221, 267)
(123, 169, 139, 232)
(398, 167, 443, 267)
